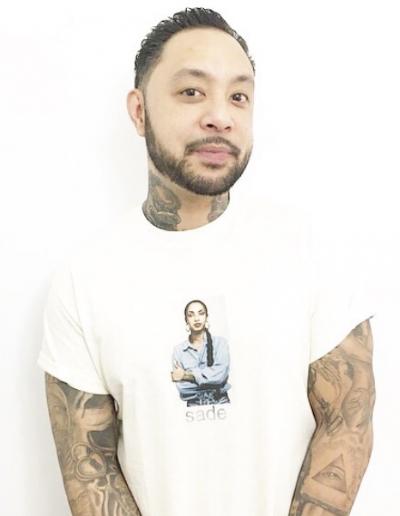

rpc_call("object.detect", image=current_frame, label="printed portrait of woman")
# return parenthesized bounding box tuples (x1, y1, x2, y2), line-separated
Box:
(170, 299, 231, 407)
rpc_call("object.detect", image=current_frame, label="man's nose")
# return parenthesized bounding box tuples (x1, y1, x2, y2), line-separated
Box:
(199, 100, 234, 132)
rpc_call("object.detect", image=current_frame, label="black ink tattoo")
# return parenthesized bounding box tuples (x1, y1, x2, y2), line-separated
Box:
(45, 373, 141, 515)
(312, 454, 348, 493)
(289, 319, 375, 515)
(207, 192, 229, 223)
(142, 171, 181, 230)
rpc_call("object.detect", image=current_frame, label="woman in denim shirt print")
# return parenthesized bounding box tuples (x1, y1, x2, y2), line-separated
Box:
(171, 299, 231, 406)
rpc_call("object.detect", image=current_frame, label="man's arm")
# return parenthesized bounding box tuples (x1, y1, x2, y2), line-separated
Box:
(44, 372, 141, 515)
(289, 319, 375, 515)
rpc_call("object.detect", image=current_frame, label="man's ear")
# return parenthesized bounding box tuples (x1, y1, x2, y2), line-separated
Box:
(126, 89, 145, 137)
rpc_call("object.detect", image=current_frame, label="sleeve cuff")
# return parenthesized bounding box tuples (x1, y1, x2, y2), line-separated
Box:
(37, 352, 109, 395)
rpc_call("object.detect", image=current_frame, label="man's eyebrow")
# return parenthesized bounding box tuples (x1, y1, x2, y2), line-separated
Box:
(171, 68, 254, 86)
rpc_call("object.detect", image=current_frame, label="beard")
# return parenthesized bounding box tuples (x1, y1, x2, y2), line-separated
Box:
(143, 106, 252, 196)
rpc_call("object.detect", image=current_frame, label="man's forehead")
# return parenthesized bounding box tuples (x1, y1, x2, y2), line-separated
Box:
(171, 67, 254, 87)
(159, 27, 254, 80)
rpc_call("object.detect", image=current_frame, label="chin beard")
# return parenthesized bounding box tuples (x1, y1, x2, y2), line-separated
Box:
(144, 110, 252, 195)
(149, 148, 252, 196)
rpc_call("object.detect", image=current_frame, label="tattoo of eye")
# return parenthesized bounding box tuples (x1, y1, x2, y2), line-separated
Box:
(312, 455, 348, 493)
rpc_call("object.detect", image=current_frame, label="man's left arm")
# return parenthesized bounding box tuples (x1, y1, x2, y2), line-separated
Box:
(289, 319, 376, 515)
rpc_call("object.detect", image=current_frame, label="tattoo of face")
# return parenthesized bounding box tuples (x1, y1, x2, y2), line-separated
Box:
(142, 171, 181, 230)
(309, 320, 375, 435)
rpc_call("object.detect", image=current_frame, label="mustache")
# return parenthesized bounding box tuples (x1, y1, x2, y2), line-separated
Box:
(185, 136, 240, 157)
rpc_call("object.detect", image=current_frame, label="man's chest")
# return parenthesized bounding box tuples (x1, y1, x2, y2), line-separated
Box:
(83, 241, 312, 397)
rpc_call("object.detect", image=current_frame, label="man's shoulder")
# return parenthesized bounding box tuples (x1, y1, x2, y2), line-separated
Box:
(55, 204, 144, 273)
(251, 194, 310, 228)
(235, 192, 312, 246)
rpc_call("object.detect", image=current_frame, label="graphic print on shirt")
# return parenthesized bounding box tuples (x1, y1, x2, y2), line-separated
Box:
(170, 298, 231, 412)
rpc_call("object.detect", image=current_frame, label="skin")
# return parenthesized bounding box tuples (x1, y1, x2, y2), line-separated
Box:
(289, 319, 375, 515)
(171, 301, 208, 383)
(127, 27, 255, 231)
(45, 373, 141, 515)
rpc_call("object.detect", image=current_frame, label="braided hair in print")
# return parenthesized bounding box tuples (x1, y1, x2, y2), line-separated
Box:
(184, 299, 214, 367)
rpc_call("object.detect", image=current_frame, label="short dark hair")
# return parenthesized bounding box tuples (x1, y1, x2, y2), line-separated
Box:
(134, 7, 255, 91)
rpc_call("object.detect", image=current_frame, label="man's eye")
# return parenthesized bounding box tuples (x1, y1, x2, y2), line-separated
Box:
(181, 88, 202, 97)
(232, 93, 249, 103)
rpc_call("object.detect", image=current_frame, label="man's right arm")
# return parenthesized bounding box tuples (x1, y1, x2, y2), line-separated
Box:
(44, 372, 141, 515)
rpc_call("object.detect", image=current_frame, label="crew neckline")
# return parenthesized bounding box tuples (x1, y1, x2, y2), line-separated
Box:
(130, 192, 237, 240)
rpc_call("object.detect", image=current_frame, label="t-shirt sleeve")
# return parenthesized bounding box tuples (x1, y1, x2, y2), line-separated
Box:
(309, 229, 376, 364)
(37, 262, 109, 394)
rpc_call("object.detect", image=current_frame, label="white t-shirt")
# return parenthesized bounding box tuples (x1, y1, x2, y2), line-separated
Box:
(37, 193, 374, 516)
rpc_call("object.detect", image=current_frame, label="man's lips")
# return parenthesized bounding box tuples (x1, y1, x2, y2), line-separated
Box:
(196, 145, 232, 153)
(194, 146, 233, 164)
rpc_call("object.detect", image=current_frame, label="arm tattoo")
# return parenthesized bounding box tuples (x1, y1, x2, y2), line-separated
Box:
(289, 319, 375, 515)
(45, 373, 141, 515)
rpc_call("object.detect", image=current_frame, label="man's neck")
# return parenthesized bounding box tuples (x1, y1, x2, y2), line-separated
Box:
(142, 167, 230, 231)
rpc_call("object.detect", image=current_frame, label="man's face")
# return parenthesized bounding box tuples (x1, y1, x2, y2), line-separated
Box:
(142, 27, 254, 196)
(186, 302, 207, 333)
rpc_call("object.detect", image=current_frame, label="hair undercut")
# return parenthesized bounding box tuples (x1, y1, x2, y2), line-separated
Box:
(134, 7, 256, 93)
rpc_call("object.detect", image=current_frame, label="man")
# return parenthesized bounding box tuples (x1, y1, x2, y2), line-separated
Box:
(38, 7, 375, 516)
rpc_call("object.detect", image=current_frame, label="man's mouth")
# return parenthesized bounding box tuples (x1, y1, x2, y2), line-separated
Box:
(194, 149, 232, 165)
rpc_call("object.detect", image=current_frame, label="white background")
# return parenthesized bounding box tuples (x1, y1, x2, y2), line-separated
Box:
(1, 1, 399, 514)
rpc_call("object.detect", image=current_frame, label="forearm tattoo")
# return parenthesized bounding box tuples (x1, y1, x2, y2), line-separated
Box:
(289, 320, 375, 515)
(45, 373, 141, 516)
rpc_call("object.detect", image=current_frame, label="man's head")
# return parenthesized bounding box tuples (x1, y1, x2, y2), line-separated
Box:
(127, 8, 255, 196)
